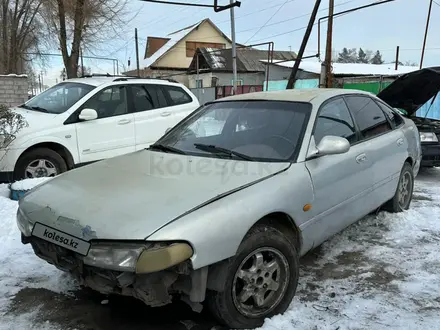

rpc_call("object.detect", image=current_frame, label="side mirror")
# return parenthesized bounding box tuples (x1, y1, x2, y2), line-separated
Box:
(79, 108, 98, 121)
(165, 127, 172, 134)
(316, 135, 350, 156)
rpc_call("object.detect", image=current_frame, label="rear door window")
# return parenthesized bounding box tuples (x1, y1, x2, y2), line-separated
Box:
(375, 100, 404, 128)
(131, 85, 169, 112)
(345, 96, 392, 140)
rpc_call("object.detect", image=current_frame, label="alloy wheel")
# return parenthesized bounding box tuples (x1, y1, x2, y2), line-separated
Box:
(232, 247, 289, 318)
(398, 171, 412, 209)
(25, 159, 58, 178)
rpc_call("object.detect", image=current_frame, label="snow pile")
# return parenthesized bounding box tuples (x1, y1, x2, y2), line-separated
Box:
(10, 177, 52, 191)
(0, 183, 77, 329)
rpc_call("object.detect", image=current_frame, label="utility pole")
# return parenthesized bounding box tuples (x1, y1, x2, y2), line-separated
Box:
(420, 0, 433, 69)
(230, 0, 238, 95)
(38, 74, 42, 93)
(395, 46, 400, 70)
(286, 0, 321, 89)
(196, 52, 200, 101)
(323, 0, 334, 88)
(135, 28, 140, 77)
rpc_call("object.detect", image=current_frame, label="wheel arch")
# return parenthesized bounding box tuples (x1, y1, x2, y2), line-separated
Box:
(206, 211, 302, 293)
(250, 212, 302, 252)
(15, 142, 75, 172)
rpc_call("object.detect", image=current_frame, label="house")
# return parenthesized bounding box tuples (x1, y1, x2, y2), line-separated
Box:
(187, 47, 297, 89)
(262, 60, 420, 92)
(124, 19, 235, 86)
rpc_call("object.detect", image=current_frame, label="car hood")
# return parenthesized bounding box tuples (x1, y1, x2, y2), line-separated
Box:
(377, 67, 440, 115)
(19, 150, 290, 241)
(10, 106, 58, 132)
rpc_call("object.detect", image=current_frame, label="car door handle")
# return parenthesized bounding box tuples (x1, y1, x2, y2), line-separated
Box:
(161, 112, 171, 117)
(397, 138, 404, 146)
(117, 119, 131, 125)
(356, 153, 367, 163)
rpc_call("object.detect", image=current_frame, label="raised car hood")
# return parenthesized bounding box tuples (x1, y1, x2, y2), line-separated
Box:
(377, 67, 440, 115)
(19, 150, 290, 241)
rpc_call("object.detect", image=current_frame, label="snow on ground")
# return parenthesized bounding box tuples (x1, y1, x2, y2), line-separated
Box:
(0, 171, 440, 329)
(0, 181, 77, 330)
(259, 169, 440, 330)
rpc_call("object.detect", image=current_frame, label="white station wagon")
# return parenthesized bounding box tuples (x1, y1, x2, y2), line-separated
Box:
(1, 76, 199, 181)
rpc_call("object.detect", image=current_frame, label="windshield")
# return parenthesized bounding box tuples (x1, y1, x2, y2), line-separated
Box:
(23, 82, 96, 114)
(156, 100, 311, 162)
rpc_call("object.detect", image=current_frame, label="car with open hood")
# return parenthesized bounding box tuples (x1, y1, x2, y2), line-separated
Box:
(17, 88, 420, 329)
(377, 66, 440, 167)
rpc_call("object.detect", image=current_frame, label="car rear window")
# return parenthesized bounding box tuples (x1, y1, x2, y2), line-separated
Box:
(164, 86, 193, 106)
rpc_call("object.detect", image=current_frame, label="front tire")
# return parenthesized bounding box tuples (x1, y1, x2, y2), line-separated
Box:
(14, 148, 67, 180)
(207, 224, 299, 329)
(383, 162, 414, 212)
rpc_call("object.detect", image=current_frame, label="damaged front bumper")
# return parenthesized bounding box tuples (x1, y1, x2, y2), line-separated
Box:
(21, 234, 205, 308)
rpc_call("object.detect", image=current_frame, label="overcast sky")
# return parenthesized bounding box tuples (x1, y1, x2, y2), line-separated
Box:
(41, 0, 440, 87)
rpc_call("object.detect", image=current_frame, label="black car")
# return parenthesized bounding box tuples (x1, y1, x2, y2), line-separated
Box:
(378, 67, 440, 167)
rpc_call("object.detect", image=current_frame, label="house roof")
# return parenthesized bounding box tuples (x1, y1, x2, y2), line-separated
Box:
(263, 60, 419, 76)
(140, 18, 233, 69)
(189, 48, 297, 73)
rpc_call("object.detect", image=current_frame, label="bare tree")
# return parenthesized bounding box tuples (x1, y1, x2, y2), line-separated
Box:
(42, 0, 131, 79)
(0, 0, 46, 74)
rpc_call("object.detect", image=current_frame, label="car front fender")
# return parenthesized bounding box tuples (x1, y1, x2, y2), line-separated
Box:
(146, 164, 314, 270)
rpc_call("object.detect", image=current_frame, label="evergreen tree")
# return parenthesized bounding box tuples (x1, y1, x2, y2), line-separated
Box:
(370, 50, 384, 64)
(357, 48, 369, 63)
(337, 48, 358, 63)
(337, 48, 351, 63)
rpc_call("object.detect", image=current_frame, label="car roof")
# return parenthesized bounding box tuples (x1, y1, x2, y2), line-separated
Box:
(63, 77, 183, 87)
(212, 88, 374, 104)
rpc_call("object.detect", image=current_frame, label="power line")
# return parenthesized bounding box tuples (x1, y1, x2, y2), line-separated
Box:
(136, 0, 361, 44)
(138, 0, 234, 8)
(236, 0, 359, 34)
(245, 0, 294, 44)
(141, 0, 205, 31)
(216, 0, 298, 24)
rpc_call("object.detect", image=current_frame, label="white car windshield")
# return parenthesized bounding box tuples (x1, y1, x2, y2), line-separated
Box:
(154, 100, 311, 162)
(22, 82, 95, 114)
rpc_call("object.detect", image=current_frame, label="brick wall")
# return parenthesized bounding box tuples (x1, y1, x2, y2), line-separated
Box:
(0, 75, 28, 107)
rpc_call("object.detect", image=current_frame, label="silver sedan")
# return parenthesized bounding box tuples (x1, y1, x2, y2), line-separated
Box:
(17, 88, 421, 329)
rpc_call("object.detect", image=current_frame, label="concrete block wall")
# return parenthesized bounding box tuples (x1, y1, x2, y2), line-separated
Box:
(0, 75, 28, 107)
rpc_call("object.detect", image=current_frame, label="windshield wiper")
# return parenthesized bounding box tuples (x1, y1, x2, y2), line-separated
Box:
(194, 143, 255, 161)
(148, 143, 186, 155)
(30, 106, 49, 113)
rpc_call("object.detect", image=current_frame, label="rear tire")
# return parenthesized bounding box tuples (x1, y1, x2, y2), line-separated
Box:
(207, 224, 299, 329)
(14, 148, 67, 180)
(383, 162, 414, 213)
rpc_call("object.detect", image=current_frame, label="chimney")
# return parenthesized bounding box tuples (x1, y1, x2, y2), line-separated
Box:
(145, 37, 170, 59)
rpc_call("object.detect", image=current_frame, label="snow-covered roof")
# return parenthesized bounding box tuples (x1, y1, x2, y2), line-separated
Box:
(0, 74, 27, 78)
(140, 28, 194, 69)
(263, 60, 419, 76)
(140, 19, 232, 69)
